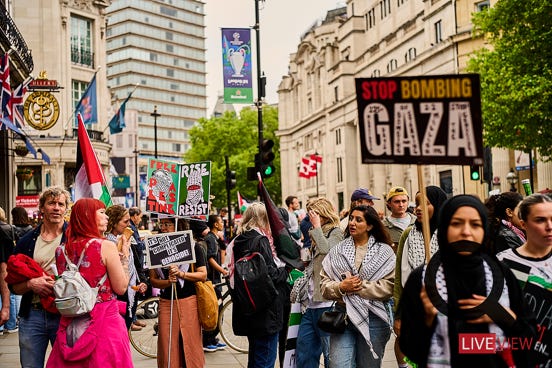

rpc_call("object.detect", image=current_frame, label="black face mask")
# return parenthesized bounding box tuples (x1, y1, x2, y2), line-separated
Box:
(448, 240, 482, 255)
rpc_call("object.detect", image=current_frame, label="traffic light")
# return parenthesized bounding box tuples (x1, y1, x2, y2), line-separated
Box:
(470, 165, 481, 181)
(259, 139, 275, 178)
(226, 169, 236, 190)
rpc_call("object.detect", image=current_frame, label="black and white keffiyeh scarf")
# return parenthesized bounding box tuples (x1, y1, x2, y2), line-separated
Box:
(406, 227, 439, 273)
(322, 236, 395, 358)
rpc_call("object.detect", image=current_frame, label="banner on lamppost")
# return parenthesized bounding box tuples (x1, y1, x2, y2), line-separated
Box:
(354, 74, 483, 166)
(222, 28, 253, 104)
(178, 161, 211, 217)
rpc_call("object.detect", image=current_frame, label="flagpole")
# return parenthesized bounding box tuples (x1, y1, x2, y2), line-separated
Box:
(315, 151, 319, 197)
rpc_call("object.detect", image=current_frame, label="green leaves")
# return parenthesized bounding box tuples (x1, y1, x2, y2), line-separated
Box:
(184, 106, 281, 209)
(468, 0, 552, 158)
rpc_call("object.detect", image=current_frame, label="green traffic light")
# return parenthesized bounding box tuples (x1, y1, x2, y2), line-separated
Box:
(471, 171, 480, 180)
(264, 165, 273, 176)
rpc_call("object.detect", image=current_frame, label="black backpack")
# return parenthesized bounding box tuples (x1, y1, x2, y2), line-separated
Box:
(232, 235, 278, 316)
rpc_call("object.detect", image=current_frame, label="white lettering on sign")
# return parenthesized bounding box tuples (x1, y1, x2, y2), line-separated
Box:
(362, 101, 477, 158)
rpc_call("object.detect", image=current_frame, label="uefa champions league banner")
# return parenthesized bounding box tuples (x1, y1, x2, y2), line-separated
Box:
(222, 28, 253, 104)
(145, 159, 211, 218)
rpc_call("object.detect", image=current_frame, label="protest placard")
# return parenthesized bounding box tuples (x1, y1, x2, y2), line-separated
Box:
(355, 74, 483, 166)
(144, 230, 195, 269)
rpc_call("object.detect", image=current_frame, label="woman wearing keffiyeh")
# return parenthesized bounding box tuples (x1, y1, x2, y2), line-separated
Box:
(320, 205, 395, 367)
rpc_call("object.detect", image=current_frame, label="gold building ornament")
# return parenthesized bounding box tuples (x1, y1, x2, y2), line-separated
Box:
(23, 91, 60, 130)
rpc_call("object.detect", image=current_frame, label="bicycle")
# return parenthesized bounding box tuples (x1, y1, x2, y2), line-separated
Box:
(129, 278, 248, 358)
(129, 296, 160, 358)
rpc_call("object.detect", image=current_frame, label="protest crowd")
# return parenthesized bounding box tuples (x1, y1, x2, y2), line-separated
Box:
(0, 183, 551, 368)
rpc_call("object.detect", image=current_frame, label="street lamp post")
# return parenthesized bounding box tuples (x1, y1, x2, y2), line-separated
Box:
(506, 168, 518, 192)
(150, 106, 161, 158)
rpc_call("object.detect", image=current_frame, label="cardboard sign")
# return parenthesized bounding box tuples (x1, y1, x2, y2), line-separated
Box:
(355, 74, 483, 165)
(178, 161, 211, 217)
(145, 230, 196, 269)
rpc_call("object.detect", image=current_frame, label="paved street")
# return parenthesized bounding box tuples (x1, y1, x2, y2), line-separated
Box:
(0, 329, 397, 367)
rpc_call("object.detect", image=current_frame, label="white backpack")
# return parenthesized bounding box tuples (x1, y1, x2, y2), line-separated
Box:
(53, 239, 107, 317)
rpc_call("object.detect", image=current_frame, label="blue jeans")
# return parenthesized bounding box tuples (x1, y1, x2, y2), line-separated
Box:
(296, 306, 331, 368)
(329, 312, 391, 368)
(247, 332, 279, 368)
(19, 307, 60, 368)
(6, 293, 22, 330)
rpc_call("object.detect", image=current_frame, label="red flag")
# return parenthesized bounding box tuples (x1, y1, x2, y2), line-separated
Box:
(258, 175, 303, 270)
(310, 154, 322, 163)
(75, 113, 112, 206)
(299, 157, 314, 178)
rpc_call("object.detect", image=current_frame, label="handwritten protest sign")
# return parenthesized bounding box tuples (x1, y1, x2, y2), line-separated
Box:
(178, 161, 211, 217)
(146, 158, 179, 215)
(355, 74, 483, 165)
(144, 230, 195, 269)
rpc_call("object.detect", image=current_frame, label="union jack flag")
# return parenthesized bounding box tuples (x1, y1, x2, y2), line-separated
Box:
(0, 53, 11, 129)
(12, 78, 32, 128)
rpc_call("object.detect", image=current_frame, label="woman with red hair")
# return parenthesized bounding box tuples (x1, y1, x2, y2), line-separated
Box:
(46, 198, 132, 367)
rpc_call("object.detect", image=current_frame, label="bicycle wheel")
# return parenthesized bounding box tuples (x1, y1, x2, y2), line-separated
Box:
(218, 299, 248, 353)
(130, 296, 159, 358)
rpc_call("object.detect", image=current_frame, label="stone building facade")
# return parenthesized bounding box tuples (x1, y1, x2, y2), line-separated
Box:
(277, 0, 551, 212)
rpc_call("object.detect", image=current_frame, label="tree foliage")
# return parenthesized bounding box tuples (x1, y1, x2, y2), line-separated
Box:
(184, 105, 281, 211)
(467, 0, 552, 158)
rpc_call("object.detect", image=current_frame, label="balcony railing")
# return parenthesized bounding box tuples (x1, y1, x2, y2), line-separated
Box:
(71, 46, 95, 68)
(0, 4, 33, 73)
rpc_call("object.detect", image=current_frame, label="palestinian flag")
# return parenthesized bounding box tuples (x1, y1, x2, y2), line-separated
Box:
(237, 191, 252, 213)
(74, 113, 112, 206)
(258, 174, 303, 270)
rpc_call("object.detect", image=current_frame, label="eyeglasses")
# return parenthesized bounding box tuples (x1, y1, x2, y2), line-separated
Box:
(159, 222, 175, 228)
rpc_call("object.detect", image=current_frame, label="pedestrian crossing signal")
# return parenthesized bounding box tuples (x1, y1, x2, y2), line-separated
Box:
(470, 165, 481, 181)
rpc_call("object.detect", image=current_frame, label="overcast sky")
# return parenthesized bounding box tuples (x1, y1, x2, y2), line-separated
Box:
(204, 0, 345, 112)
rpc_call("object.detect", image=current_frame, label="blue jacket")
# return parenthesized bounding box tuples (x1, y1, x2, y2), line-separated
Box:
(12, 222, 68, 318)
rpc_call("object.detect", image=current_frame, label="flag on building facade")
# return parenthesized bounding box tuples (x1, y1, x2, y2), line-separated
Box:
(0, 53, 11, 126)
(298, 154, 323, 179)
(75, 113, 112, 206)
(109, 91, 133, 134)
(75, 73, 97, 126)
(237, 191, 252, 213)
(258, 174, 303, 270)
(12, 77, 32, 128)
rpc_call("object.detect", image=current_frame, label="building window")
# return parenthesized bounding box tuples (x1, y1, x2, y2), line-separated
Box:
(166, 69, 174, 77)
(150, 53, 158, 62)
(386, 59, 398, 73)
(337, 157, 343, 183)
(71, 16, 94, 67)
(439, 170, 453, 196)
(173, 143, 181, 152)
(371, 69, 381, 77)
(166, 44, 174, 53)
(380, 0, 391, 19)
(397, 0, 406, 6)
(170, 83, 179, 90)
(72, 80, 89, 111)
(160, 6, 177, 17)
(435, 20, 443, 44)
(334, 86, 339, 102)
(166, 32, 173, 40)
(476, 1, 490, 11)
(336, 128, 342, 145)
(366, 8, 376, 29)
(405, 47, 416, 62)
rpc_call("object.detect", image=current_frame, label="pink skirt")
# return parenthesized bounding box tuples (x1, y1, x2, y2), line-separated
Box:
(46, 299, 133, 368)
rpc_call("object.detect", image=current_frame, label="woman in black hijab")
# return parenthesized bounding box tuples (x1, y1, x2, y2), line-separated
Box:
(398, 195, 537, 367)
